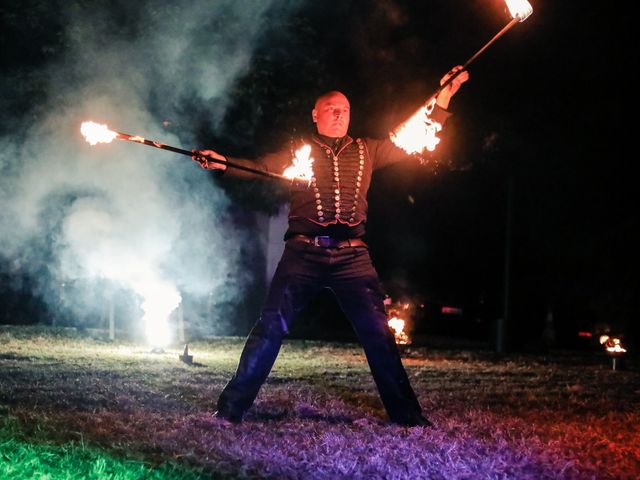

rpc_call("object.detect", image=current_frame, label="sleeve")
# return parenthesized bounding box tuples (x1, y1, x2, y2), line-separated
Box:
(369, 104, 453, 171)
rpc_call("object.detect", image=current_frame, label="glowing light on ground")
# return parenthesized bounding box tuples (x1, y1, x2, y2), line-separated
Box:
(135, 279, 181, 348)
(89, 252, 181, 349)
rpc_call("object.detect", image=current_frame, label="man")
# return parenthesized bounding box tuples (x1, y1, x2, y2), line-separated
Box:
(195, 66, 469, 426)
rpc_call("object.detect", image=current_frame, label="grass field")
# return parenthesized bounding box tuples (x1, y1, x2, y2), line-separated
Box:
(1, 326, 639, 479)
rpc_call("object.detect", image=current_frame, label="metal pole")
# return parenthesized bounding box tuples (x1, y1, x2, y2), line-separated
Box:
(114, 132, 303, 184)
(109, 297, 115, 341)
(422, 17, 521, 110)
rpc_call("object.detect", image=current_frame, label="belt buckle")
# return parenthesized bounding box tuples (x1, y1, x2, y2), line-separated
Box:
(314, 236, 331, 247)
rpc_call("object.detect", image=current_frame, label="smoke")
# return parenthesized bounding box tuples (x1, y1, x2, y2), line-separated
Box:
(0, 0, 296, 340)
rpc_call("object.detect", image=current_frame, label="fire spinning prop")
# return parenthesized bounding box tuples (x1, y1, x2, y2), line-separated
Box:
(391, 0, 533, 154)
(80, 122, 314, 185)
(599, 335, 627, 371)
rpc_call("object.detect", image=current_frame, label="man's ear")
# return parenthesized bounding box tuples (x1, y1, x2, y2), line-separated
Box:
(311, 109, 318, 123)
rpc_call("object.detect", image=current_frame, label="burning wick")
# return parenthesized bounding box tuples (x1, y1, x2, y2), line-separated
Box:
(505, 0, 533, 21)
(283, 144, 314, 184)
(388, 317, 411, 345)
(80, 121, 117, 145)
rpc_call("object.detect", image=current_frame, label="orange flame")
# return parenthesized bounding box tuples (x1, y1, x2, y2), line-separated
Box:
(505, 0, 533, 22)
(388, 316, 411, 345)
(599, 335, 627, 354)
(390, 99, 442, 154)
(80, 121, 117, 145)
(283, 144, 314, 183)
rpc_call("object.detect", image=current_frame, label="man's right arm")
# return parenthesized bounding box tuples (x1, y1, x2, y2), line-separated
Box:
(193, 149, 227, 172)
(192, 148, 292, 180)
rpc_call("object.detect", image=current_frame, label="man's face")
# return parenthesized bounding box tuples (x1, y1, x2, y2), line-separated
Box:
(312, 92, 350, 137)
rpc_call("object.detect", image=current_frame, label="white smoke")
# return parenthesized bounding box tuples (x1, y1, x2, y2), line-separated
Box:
(0, 0, 293, 341)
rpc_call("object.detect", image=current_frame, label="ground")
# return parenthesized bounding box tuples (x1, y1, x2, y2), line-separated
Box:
(1, 326, 639, 479)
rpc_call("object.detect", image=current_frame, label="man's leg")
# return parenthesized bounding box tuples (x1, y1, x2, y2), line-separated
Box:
(216, 243, 322, 421)
(330, 249, 427, 425)
(215, 311, 286, 421)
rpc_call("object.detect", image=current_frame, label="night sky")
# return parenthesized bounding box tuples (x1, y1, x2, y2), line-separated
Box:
(1, 1, 636, 349)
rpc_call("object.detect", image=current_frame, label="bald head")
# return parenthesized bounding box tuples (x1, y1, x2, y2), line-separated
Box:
(312, 91, 350, 137)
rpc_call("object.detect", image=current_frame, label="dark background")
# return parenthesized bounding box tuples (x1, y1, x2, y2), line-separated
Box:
(1, 1, 636, 352)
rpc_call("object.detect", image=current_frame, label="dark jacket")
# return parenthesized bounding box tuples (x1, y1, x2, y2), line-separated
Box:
(225, 106, 451, 239)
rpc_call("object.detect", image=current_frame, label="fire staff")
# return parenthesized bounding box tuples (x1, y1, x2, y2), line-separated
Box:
(195, 66, 469, 426)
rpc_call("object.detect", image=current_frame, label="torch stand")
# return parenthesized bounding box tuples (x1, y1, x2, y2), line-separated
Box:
(609, 353, 625, 371)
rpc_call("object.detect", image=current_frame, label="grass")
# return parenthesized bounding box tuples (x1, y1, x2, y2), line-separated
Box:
(1, 325, 639, 479)
(0, 417, 206, 479)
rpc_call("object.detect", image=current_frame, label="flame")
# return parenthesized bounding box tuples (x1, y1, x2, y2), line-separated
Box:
(388, 316, 411, 345)
(135, 278, 181, 348)
(130, 135, 145, 143)
(599, 335, 627, 354)
(93, 255, 181, 348)
(81, 121, 118, 145)
(505, 0, 533, 22)
(283, 144, 314, 182)
(390, 99, 442, 154)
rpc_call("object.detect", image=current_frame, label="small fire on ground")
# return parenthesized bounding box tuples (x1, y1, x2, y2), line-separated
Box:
(386, 300, 412, 345)
(599, 335, 627, 354)
(388, 316, 411, 345)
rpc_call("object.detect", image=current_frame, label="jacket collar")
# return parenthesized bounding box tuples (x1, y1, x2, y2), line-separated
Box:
(312, 133, 354, 156)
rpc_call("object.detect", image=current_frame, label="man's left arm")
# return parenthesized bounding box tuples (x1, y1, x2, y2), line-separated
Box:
(435, 65, 469, 110)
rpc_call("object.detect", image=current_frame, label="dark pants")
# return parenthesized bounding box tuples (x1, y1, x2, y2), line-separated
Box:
(217, 240, 422, 423)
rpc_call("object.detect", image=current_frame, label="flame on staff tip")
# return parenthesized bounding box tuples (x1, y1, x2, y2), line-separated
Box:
(283, 144, 315, 183)
(388, 317, 411, 345)
(80, 121, 118, 145)
(390, 99, 442, 154)
(599, 335, 627, 354)
(505, 0, 533, 22)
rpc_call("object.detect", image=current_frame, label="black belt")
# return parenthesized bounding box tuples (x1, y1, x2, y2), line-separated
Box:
(290, 234, 367, 249)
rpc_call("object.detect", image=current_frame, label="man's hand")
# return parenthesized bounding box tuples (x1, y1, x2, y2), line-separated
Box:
(435, 65, 469, 110)
(192, 149, 228, 171)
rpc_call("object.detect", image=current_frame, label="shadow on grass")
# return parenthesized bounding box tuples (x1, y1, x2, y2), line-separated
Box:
(250, 407, 355, 425)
